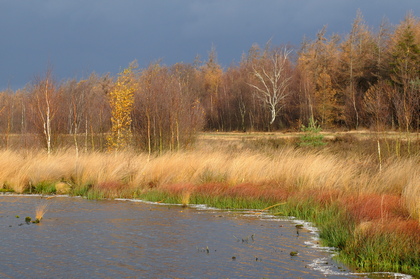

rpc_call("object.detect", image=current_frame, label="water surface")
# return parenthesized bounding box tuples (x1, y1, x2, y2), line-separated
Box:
(0, 196, 411, 278)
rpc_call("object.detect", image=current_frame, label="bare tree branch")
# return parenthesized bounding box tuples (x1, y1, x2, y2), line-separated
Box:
(248, 47, 293, 126)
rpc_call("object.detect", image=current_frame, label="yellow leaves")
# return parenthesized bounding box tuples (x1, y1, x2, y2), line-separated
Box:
(107, 66, 136, 151)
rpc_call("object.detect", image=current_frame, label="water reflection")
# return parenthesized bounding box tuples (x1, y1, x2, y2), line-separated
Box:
(0, 196, 411, 278)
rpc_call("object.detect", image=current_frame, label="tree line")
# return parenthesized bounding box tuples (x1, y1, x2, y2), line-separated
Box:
(0, 11, 419, 152)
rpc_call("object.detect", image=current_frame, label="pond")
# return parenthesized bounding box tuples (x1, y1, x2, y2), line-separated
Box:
(0, 196, 411, 278)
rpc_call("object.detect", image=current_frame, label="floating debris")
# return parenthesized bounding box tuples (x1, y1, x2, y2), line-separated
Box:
(196, 246, 211, 254)
(234, 234, 255, 243)
(290, 251, 299, 256)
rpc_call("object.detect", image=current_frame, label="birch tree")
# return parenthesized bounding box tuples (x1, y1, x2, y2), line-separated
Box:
(107, 64, 136, 151)
(31, 69, 60, 154)
(248, 46, 293, 128)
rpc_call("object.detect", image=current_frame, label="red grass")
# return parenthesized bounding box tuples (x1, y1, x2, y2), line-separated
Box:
(93, 181, 126, 198)
(160, 182, 290, 202)
(376, 219, 420, 240)
(341, 194, 409, 223)
(160, 183, 195, 195)
(290, 189, 342, 206)
(193, 183, 229, 196)
(354, 218, 420, 247)
(223, 183, 284, 200)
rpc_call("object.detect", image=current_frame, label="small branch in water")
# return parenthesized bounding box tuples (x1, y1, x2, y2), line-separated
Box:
(254, 202, 287, 214)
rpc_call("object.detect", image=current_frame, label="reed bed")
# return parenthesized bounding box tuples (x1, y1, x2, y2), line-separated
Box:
(0, 146, 418, 220)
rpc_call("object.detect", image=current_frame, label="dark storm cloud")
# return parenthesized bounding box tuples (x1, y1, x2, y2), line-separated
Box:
(0, 0, 418, 90)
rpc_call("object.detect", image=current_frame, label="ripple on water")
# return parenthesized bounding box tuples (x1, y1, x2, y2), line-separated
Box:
(0, 196, 413, 279)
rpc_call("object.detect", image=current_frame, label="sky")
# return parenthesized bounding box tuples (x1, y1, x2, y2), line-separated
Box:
(1, 0, 419, 90)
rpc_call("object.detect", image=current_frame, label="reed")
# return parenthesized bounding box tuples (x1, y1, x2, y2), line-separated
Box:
(0, 145, 418, 219)
(181, 191, 191, 206)
(35, 201, 49, 222)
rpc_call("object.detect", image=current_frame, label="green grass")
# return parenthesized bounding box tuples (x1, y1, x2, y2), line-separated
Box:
(136, 189, 274, 209)
(190, 194, 273, 210)
(32, 181, 56, 194)
(0, 188, 14, 193)
(270, 198, 353, 249)
(70, 183, 91, 197)
(85, 188, 105, 200)
(135, 190, 182, 204)
(342, 229, 420, 276)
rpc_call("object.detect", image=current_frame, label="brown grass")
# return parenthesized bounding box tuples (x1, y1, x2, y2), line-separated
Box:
(341, 194, 409, 223)
(0, 142, 418, 222)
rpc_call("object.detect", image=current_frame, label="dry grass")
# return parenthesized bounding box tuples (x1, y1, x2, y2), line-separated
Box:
(402, 174, 420, 221)
(35, 201, 49, 221)
(0, 143, 418, 221)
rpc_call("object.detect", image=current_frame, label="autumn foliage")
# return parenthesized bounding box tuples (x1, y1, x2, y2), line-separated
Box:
(107, 65, 136, 151)
(0, 11, 419, 151)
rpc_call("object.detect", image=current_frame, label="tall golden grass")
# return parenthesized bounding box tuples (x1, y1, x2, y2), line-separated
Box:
(0, 146, 418, 221)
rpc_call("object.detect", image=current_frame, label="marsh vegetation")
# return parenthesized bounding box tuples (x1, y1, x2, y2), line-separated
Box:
(0, 132, 419, 276)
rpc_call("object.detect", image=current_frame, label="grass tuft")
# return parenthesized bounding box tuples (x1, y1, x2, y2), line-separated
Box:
(35, 202, 49, 222)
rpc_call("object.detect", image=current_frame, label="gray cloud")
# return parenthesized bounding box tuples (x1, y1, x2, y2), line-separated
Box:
(0, 0, 418, 90)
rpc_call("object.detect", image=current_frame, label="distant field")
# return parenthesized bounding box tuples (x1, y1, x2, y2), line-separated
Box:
(198, 130, 420, 141)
